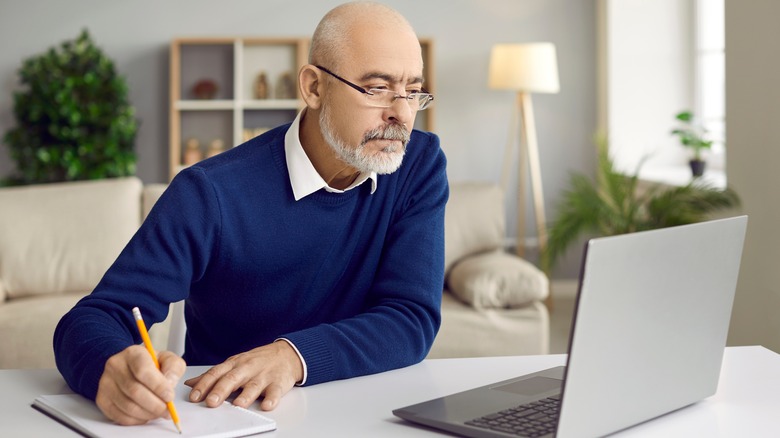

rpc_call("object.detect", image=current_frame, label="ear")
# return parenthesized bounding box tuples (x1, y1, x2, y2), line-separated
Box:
(299, 65, 324, 110)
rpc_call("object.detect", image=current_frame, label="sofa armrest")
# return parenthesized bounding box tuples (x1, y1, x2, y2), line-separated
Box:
(142, 184, 168, 220)
(446, 250, 549, 309)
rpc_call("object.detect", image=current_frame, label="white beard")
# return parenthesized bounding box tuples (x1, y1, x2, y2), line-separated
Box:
(319, 105, 410, 175)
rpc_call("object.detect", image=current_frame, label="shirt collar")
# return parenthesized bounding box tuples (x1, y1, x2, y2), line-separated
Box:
(285, 109, 377, 201)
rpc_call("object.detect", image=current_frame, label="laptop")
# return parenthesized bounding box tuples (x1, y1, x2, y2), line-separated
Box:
(393, 215, 748, 437)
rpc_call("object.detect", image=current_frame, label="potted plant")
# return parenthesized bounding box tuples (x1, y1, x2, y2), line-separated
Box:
(3, 29, 138, 185)
(670, 110, 712, 177)
(542, 137, 740, 272)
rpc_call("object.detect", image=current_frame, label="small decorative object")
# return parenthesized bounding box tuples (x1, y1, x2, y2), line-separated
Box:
(183, 137, 203, 166)
(192, 79, 218, 99)
(254, 71, 269, 99)
(242, 127, 271, 142)
(670, 110, 713, 177)
(206, 138, 225, 158)
(275, 71, 295, 99)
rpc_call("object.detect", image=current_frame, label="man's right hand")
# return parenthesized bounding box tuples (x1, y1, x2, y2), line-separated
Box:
(95, 345, 186, 425)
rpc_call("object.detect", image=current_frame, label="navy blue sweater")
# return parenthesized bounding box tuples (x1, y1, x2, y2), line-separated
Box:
(53, 125, 448, 399)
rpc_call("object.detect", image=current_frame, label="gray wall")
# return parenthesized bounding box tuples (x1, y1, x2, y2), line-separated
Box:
(2, 1, 776, 352)
(725, 0, 780, 353)
(0, 0, 597, 278)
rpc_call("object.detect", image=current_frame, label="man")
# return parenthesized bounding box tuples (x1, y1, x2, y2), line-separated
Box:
(53, 1, 448, 426)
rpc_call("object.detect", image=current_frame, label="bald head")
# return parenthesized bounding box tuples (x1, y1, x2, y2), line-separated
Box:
(309, 2, 420, 70)
(297, 2, 425, 183)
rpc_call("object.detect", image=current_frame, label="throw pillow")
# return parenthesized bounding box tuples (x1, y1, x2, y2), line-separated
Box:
(446, 251, 549, 309)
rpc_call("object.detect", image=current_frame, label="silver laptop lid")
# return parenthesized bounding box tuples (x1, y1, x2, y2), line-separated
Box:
(556, 216, 748, 438)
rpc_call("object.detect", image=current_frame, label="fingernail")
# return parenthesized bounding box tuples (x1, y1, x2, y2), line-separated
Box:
(208, 394, 220, 405)
(163, 390, 174, 402)
(191, 390, 201, 402)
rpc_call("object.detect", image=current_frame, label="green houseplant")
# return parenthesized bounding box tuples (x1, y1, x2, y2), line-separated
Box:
(542, 138, 740, 272)
(671, 110, 712, 177)
(3, 29, 138, 185)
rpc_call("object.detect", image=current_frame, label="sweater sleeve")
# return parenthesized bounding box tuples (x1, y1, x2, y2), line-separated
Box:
(283, 133, 449, 385)
(53, 168, 221, 399)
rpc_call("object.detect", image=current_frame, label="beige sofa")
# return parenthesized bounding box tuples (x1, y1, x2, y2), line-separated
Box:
(0, 177, 548, 369)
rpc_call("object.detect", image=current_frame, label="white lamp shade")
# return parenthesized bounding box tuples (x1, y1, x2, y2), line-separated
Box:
(488, 43, 560, 93)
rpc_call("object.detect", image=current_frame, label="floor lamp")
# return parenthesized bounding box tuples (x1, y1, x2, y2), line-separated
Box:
(488, 43, 560, 261)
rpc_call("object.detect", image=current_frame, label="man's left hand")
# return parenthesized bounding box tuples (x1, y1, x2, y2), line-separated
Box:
(183, 340, 304, 411)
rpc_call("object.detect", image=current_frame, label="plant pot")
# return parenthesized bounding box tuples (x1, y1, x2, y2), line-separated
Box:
(689, 159, 706, 177)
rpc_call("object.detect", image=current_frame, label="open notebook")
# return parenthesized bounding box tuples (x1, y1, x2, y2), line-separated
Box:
(32, 383, 276, 438)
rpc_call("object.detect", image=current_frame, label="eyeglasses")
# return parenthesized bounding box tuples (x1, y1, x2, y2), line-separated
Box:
(315, 65, 434, 111)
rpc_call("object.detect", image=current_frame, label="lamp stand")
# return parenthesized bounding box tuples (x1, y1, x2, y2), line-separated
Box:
(516, 91, 553, 310)
(514, 91, 548, 259)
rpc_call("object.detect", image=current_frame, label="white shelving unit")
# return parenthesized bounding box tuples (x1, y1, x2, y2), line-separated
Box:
(169, 37, 308, 179)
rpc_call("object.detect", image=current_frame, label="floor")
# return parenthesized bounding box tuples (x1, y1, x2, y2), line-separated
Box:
(548, 280, 579, 354)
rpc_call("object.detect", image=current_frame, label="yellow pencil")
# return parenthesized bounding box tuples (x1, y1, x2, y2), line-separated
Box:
(132, 307, 183, 434)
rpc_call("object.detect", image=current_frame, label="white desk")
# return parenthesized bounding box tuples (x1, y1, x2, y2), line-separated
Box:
(2, 346, 778, 437)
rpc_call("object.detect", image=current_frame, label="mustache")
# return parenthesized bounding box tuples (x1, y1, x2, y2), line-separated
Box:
(362, 123, 410, 146)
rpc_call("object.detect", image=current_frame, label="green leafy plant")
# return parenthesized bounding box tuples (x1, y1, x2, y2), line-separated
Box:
(3, 29, 138, 185)
(542, 138, 740, 271)
(671, 110, 712, 161)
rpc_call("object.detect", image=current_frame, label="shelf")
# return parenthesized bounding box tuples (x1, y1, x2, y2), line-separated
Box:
(175, 100, 234, 110)
(242, 99, 301, 110)
(174, 99, 300, 111)
(638, 164, 726, 189)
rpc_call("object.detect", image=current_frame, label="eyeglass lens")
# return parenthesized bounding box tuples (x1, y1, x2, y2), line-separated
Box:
(366, 89, 433, 110)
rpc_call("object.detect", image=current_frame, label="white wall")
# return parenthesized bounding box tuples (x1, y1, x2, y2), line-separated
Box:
(725, 0, 780, 353)
(0, 0, 597, 277)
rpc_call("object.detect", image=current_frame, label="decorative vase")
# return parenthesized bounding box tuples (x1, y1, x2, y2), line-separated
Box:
(207, 139, 225, 158)
(183, 138, 203, 166)
(275, 71, 295, 99)
(689, 159, 706, 177)
(192, 79, 217, 99)
(254, 72, 269, 99)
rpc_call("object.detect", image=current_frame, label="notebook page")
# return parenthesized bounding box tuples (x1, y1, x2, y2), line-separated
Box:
(32, 383, 276, 438)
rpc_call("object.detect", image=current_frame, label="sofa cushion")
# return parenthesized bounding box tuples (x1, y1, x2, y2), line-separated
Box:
(444, 182, 505, 273)
(446, 250, 549, 309)
(429, 292, 549, 358)
(0, 177, 143, 299)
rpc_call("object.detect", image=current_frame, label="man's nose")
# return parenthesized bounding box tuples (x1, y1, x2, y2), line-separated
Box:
(384, 95, 414, 127)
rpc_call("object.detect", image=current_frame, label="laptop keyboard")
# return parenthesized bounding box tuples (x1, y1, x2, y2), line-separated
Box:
(464, 394, 561, 437)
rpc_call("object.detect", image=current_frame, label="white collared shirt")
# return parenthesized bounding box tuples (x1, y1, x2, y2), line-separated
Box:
(284, 109, 377, 201)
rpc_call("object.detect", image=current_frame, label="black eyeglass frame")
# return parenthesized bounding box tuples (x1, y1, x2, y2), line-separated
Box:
(314, 65, 434, 110)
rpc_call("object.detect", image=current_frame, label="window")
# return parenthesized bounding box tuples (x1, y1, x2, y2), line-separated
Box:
(600, 0, 726, 187)
(695, 0, 725, 170)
